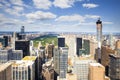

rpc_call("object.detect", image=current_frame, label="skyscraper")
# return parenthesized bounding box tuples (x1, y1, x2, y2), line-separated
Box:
(45, 44, 54, 59)
(59, 47, 68, 79)
(3, 36, 9, 47)
(83, 39, 90, 55)
(115, 40, 120, 49)
(96, 18, 102, 48)
(12, 60, 35, 80)
(0, 38, 5, 47)
(101, 46, 115, 76)
(15, 40, 30, 57)
(0, 62, 12, 80)
(76, 38, 82, 56)
(11, 50, 23, 60)
(58, 36, 65, 47)
(96, 18, 102, 63)
(0, 49, 12, 63)
(21, 26, 25, 33)
(22, 56, 39, 80)
(109, 54, 120, 80)
(54, 47, 59, 74)
(89, 63, 105, 80)
(74, 60, 95, 80)
(30, 40, 34, 56)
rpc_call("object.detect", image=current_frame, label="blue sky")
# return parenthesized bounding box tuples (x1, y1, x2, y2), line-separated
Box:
(0, 0, 120, 32)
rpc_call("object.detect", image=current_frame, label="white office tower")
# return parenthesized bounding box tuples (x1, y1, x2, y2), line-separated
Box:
(74, 60, 95, 80)
(59, 47, 68, 79)
(11, 32, 16, 50)
(12, 60, 35, 80)
(54, 47, 59, 74)
(30, 40, 34, 55)
(38, 41, 42, 50)
(65, 35, 77, 57)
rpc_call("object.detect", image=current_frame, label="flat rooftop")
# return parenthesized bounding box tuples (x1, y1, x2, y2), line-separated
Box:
(12, 60, 34, 67)
(0, 62, 12, 72)
(22, 56, 37, 61)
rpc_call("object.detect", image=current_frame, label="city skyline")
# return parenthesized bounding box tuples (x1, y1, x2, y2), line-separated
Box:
(0, 0, 120, 32)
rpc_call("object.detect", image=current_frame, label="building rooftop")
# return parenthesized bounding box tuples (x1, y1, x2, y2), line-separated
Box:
(12, 60, 34, 67)
(75, 60, 96, 64)
(66, 73, 77, 80)
(90, 63, 104, 67)
(109, 54, 120, 59)
(22, 56, 37, 61)
(0, 62, 12, 72)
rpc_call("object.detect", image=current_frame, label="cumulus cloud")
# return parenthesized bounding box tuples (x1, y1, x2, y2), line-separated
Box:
(56, 14, 85, 22)
(33, 0, 52, 9)
(85, 15, 100, 19)
(26, 11, 57, 20)
(0, 14, 24, 25)
(0, 0, 25, 16)
(53, 0, 75, 8)
(56, 14, 100, 22)
(0, 3, 2, 8)
(10, 0, 24, 6)
(5, 6, 24, 16)
(103, 22, 113, 25)
(82, 3, 99, 9)
(0, 0, 11, 7)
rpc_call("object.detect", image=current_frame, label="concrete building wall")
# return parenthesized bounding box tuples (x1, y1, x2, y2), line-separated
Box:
(89, 63, 105, 80)
(0, 63, 12, 80)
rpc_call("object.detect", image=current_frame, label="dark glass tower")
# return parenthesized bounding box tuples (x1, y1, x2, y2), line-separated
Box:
(76, 38, 82, 56)
(15, 40, 30, 57)
(3, 36, 9, 47)
(58, 37, 65, 47)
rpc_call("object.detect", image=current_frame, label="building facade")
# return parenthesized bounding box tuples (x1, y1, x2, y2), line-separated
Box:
(11, 50, 23, 60)
(58, 37, 65, 47)
(89, 63, 105, 80)
(0, 49, 12, 63)
(76, 38, 82, 56)
(96, 19, 102, 63)
(0, 62, 12, 80)
(59, 47, 68, 79)
(15, 40, 30, 57)
(12, 60, 35, 80)
(74, 60, 95, 80)
(109, 54, 120, 80)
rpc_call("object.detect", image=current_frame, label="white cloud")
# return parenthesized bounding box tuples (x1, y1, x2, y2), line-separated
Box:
(10, 0, 23, 6)
(56, 14, 85, 22)
(82, 3, 99, 8)
(56, 14, 100, 22)
(26, 11, 57, 20)
(5, 6, 24, 16)
(85, 15, 100, 19)
(74, 21, 113, 26)
(0, 0, 11, 7)
(103, 21, 113, 25)
(0, 3, 2, 8)
(13, 6, 24, 12)
(33, 0, 52, 9)
(0, 14, 24, 25)
(53, 0, 75, 8)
